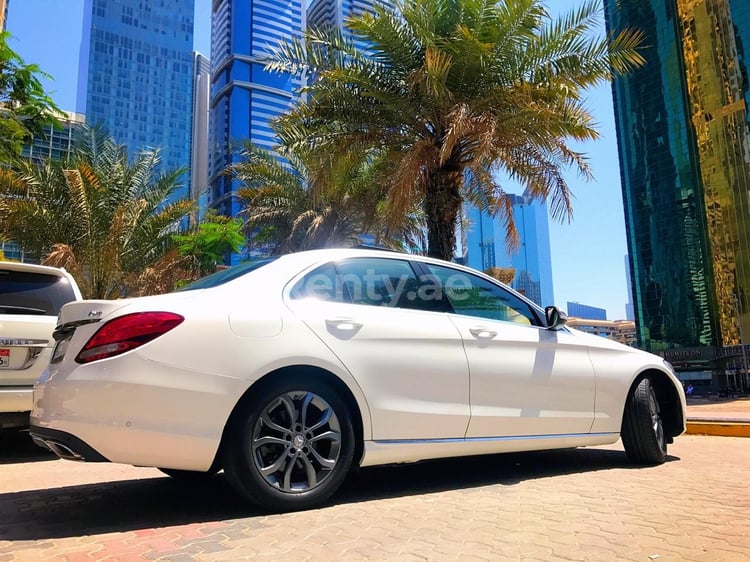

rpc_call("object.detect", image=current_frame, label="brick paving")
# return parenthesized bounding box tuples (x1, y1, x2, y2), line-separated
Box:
(1, 429, 749, 561)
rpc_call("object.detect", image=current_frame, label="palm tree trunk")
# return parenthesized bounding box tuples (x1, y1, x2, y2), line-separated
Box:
(425, 167, 462, 260)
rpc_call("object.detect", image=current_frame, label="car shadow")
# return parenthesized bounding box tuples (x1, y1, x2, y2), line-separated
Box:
(0, 446, 680, 542)
(0, 430, 57, 464)
(339, 447, 680, 504)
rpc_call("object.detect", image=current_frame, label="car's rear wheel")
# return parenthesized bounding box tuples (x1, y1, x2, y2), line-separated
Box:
(222, 377, 355, 512)
(621, 375, 667, 465)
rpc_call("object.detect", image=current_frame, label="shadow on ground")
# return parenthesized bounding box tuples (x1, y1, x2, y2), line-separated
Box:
(0, 430, 56, 465)
(0, 444, 679, 542)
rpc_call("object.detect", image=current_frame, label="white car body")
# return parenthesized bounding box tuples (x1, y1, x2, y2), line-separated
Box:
(0, 261, 82, 428)
(30, 249, 686, 511)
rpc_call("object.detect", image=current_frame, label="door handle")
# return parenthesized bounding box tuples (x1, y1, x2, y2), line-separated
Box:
(326, 318, 363, 331)
(470, 327, 497, 339)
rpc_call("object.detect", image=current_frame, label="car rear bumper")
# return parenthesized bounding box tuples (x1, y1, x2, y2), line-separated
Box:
(31, 353, 250, 472)
(0, 386, 33, 413)
(29, 425, 109, 462)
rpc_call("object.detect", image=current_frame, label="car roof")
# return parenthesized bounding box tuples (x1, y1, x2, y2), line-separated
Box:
(271, 248, 514, 287)
(274, 248, 476, 275)
(0, 261, 71, 277)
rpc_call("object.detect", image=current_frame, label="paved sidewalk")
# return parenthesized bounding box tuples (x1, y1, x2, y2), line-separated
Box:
(1, 432, 749, 561)
(686, 396, 750, 421)
(685, 396, 750, 437)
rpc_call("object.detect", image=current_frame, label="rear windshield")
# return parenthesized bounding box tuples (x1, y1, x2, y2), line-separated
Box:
(0, 269, 78, 316)
(176, 258, 277, 291)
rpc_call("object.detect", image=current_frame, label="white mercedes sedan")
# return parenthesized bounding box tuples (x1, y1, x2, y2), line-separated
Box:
(30, 249, 686, 512)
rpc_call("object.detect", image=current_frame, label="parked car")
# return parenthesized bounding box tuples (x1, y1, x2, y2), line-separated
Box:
(30, 249, 686, 511)
(1, 261, 82, 429)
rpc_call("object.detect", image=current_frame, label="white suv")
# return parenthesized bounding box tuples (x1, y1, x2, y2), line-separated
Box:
(1, 261, 82, 429)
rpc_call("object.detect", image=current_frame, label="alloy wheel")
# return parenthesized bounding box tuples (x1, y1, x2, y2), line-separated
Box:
(648, 387, 665, 450)
(251, 390, 342, 493)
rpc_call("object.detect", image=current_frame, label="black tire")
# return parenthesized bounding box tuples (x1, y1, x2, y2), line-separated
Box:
(621, 376, 667, 465)
(222, 377, 355, 512)
(158, 467, 220, 479)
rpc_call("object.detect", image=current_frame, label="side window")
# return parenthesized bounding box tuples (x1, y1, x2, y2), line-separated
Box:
(290, 257, 449, 313)
(425, 264, 540, 326)
(289, 263, 342, 302)
(335, 258, 421, 308)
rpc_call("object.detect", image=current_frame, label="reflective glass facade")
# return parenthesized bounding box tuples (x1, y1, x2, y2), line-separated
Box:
(464, 194, 554, 308)
(567, 302, 607, 321)
(307, 0, 392, 52)
(79, 0, 195, 204)
(605, 0, 750, 358)
(208, 0, 303, 219)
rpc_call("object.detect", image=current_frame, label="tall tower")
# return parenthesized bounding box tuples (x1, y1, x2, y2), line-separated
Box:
(191, 51, 211, 223)
(78, 0, 195, 201)
(464, 194, 555, 308)
(308, 0, 393, 56)
(208, 0, 303, 220)
(605, 0, 750, 375)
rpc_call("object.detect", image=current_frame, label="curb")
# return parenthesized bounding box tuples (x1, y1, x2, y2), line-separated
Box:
(686, 420, 750, 438)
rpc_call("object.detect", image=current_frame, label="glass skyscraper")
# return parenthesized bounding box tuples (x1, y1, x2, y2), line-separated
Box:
(463, 194, 554, 308)
(567, 302, 607, 321)
(78, 0, 195, 202)
(307, 0, 391, 50)
(605, 0, 750, 379)
(208, 0, 303, 219)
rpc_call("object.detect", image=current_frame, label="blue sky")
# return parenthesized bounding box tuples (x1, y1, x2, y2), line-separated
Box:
(6, 0, 629, 319)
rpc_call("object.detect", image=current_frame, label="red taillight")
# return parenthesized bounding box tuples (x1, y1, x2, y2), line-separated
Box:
(75, 312, 184, 364)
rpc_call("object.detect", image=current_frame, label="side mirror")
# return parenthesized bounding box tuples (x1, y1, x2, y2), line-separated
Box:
(545, 306, 568, 331)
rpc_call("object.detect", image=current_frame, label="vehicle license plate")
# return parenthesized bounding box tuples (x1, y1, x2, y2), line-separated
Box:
(0, 349, 9, 368)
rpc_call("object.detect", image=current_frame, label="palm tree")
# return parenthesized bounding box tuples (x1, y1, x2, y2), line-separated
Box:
(266, 0, 645, 260)
(0, 125, 194, 298)
(231, 141, 424, 253)
(0, 31, 62, 163)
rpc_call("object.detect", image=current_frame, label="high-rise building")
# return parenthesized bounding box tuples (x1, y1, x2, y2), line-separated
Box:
(624, 254, 634, 321)
(464, 193, 554, 307)
(307, 0, 342, 30)
(22, 112, 86, 163)
(78, 0, 195, 203)
(191, 51, 210, 223)
(567, 302, 607, 321)
(208, 0, 303, 221)
(307, 0, 391, 49)
(605, 0, 750, 384)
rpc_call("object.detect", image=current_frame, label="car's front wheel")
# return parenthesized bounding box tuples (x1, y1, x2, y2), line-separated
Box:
(222, 377, 355, 512)
(621, 375, 667, 465)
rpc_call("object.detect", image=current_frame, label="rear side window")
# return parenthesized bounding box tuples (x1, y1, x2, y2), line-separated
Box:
(177, 258, 277, 291)
(0, 270, 77, 316)
(336, 258, 418, 307)
(290, 257, 447, 312)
